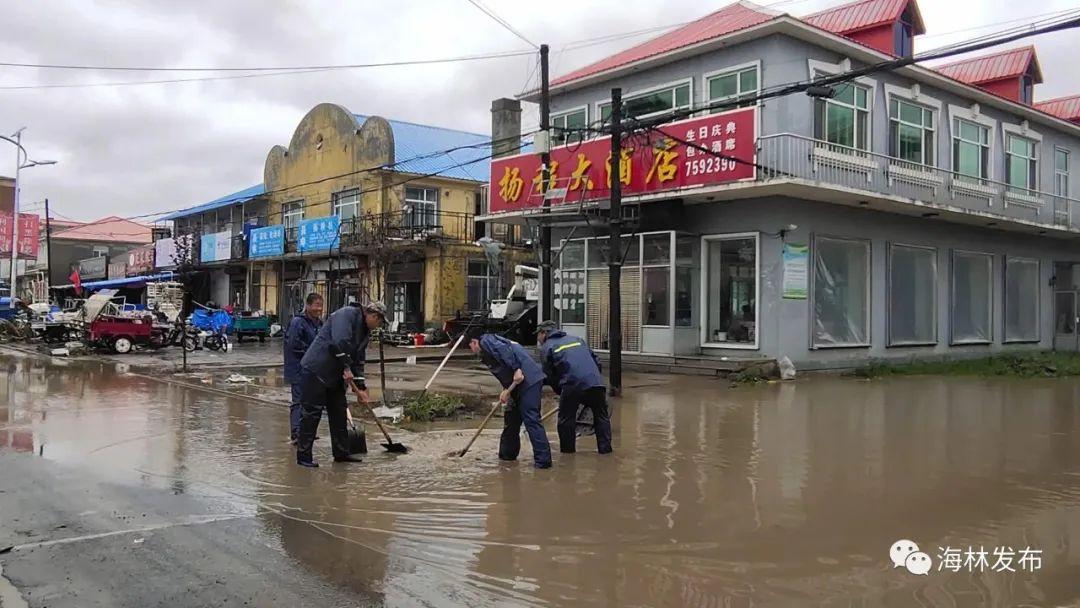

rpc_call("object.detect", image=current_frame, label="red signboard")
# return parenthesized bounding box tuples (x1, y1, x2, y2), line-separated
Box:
(489, 107, 756, 214)
(125, 244, 156, 276)
(0, 213, 41, 257)
(17, 214, 39, 258)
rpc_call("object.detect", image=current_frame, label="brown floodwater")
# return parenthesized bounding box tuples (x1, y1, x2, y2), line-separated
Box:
(2, 351, 1080, 607)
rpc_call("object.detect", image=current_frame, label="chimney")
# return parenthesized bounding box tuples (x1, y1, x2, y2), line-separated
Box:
(490, 98, 522, 159)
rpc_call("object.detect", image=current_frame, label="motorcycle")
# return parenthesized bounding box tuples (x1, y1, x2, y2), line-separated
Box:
(165, 320, 199, 352)
(203, 327, 230, 352)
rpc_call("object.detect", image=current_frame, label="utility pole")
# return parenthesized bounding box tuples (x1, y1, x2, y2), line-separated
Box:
(44, 198, 52, 299)
(538, 43, 553, 323)
(9, 130, 21, 303)
(608, 88, 622, 396)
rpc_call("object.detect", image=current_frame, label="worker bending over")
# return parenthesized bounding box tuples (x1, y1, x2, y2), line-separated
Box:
(295, 300, 386, 468)
(470, 333, 552, 469)
(536, 321, 612, 455)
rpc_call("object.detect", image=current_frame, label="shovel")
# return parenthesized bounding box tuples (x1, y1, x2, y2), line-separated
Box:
(458, 377, 521, 458)
(348, 377, 408, 453)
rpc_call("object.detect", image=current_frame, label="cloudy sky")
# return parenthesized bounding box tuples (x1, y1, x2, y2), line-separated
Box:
(1, 0, 1076, 223)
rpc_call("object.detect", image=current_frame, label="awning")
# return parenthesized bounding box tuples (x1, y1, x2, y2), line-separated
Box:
(51, 272, 175, 291)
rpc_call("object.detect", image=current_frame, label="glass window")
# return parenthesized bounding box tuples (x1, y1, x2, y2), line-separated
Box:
(815, 80, 870, 151)
(1004, 256, 1040, 342)
(675, 267, 695, 327)
(642, 234, 670, 265)
(1056, 148, 1070, 198)
(707, 65, 759, 110)
(599, 82, 692, 122)
(467, 259, 501, 312)
(952, 118, 989, 181)
(889, 98, 935, 166)
(405, 186, 438, 228)
(888, 244, 937, 345)
(1005, 134, 1038, 194)
(333, 189, 360, 220)
(705, 236, 757, 345)
(556, 270, 585, 324)
(812, 236, 870, 347)
(560, 239, 585, 269)
(951, 251, 993, 344)
(642, 267, 669, 326)
(587, 238, 609, 268)
(552, 108, 588, 146)
(894, 13, 913, 58)
(283, 200, 304, 238)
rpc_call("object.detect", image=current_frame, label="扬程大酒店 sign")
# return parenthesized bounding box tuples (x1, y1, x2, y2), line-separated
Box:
(488, 107, 756, 214)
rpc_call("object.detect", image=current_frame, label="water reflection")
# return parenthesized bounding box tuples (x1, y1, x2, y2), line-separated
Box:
(2, 351, 1079, 607)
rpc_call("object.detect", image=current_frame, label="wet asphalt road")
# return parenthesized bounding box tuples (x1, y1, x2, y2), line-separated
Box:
(2, 349, 1080, 607)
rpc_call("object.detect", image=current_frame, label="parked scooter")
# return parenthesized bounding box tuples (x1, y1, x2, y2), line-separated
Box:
(166, 318, 199, 352)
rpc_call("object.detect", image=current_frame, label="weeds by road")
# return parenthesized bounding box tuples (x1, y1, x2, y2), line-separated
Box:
(847, 351, 1080, 379)
(403, 393, 463, 422)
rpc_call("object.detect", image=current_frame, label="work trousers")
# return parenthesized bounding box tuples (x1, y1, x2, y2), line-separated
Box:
(557, 386, 612, 454)
(498, 382, 552, 468)
(289, 382, 303, 441)
(296, 370, 351, 461)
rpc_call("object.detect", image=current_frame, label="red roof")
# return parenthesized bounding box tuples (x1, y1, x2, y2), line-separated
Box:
(551, 1, 778, 87)
(51, 216, 152, 244)
(1036, 94, 1080, 122)
(935, 46, 1042, 85)
(804, 0, 924, 35)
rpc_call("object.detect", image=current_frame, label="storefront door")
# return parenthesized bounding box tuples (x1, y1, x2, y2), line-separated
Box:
(701, 233, 759, 349)
(1054, 291, 1078, 351)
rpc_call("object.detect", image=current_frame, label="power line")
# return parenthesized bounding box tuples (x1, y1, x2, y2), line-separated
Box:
(123, 131, 537, 223)
(464, 0, 538, 49)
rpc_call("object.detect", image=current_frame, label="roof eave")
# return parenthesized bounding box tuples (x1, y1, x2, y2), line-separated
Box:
(524, 15, 1080, 138)
(519, 17, 786, 102)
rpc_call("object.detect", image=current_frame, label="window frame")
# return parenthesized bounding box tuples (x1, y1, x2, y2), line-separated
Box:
(551, 106, 588, 146)
(1004, 133, 1039, 194)
(466, 258, 501, 312)
(951, 117, 991, 181)
(815, 77, 872, 151)
(699, 231, 761, 350)
(1003, 255, 1041, 344)
(704, 61, 761, 111)
(809, 234, 872, 349)
(888, 97, 936, 167)
(947, 105, 998, 181)
(949, 249, 994, 345)
(556, 238, 587, 326)
(282, 200, 305, 230)
(404, 185, 439, 228)
(596, 78, 693, 124)
(332, 188, 361, 220)
(1055, 147, 1071, 198)
(886, 242, 938, 347)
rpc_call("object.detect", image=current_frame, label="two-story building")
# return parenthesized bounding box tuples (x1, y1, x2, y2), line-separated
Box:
(483, 0, 1080, 369)
(158, 103, 529, 328)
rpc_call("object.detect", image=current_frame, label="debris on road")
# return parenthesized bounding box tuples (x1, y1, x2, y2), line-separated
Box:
(224, 374, 253, 384)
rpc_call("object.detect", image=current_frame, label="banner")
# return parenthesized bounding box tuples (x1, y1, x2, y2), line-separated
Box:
(108, 260, 127, 279)
(782, 243, 809, 299)
(155, 234, 193, 268)
(0, 213, 41, 257)
(16, 214, 39, 258)
(297, 216, 340, 253)
(488, 107, 757, 214)
(249, 225, 285, 258)
(200, 230, 232, 263)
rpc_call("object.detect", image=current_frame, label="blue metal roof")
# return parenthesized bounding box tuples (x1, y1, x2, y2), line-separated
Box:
(158, 183, 266, 222)
(354, 115, 491, 182)
(52, 272, 176, 291)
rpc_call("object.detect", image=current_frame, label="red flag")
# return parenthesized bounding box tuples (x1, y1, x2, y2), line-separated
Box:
(69, 269, 82, 296)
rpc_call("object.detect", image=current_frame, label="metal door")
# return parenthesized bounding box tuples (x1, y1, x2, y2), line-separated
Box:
(1053, 291, 1078, 351)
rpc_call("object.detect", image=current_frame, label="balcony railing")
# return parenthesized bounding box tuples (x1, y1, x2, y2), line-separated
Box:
(757, 134, 1080, 231)
(339, 210, 480, 249)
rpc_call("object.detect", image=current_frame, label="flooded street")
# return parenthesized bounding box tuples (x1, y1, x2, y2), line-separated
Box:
(2, 351, 1080, 607)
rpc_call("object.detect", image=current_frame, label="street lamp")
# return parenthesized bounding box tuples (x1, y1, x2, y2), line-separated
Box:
(1, 128, 57, 307)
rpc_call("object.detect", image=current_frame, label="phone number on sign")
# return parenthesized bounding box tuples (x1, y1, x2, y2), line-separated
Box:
(685, 156, 741, 177)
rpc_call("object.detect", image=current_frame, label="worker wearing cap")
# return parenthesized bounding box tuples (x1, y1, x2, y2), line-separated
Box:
(295, 300, 386, 467)
(536, 320, 612, 454)
(284, 292, 324, 445)
(469, 333, 552, 469)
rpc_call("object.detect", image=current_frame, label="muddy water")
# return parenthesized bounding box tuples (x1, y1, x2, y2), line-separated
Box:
(2, 352, 1080, 607)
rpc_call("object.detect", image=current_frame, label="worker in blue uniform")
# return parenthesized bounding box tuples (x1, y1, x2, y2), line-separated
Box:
(284, 292, 324, 445)
(536, 320, 612, 454)
(296, 300, 386, 468)
(469, 333, 552, 469)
